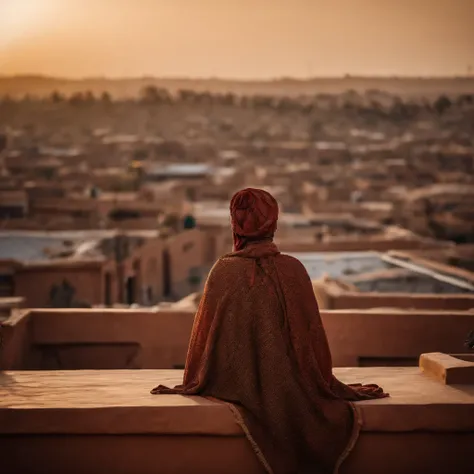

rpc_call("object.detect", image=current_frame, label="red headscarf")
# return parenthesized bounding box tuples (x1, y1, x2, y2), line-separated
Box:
(230, 188, 279, 251)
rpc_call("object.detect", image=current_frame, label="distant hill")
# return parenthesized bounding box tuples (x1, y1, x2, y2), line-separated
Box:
(0, 75, 473, 99)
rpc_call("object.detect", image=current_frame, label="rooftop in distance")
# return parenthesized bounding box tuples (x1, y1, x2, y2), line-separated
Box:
(0, 230, 160, 263)
(290, 250, 474, 293)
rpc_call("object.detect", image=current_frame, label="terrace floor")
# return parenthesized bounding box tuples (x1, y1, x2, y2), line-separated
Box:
(1, 367, 473, 474)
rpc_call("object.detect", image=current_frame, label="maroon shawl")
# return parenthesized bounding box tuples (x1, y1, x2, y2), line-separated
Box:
(152, 189, 387, 474)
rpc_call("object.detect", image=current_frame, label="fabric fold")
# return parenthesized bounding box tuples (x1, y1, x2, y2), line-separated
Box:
(151, 188, 388, 474)
(151, 242, 388, 474)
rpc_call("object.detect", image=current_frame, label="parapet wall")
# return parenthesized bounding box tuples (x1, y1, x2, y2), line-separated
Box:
(2, 308, 473, 370)
(1, 367, 474, 474)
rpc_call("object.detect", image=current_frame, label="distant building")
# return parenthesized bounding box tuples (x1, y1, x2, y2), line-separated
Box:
(0, 229, 207, 308)
(143, 163, 213, 182)
(0, 190, 28, 218)
(305, 251, 474, 311)
(394, 184, 474, 243)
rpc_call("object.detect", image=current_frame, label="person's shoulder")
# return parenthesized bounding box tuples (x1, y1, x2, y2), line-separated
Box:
(205, 256, 247, 290)
(277, 253, 306, 268)
(276, 253, 310, 276)
(208, 255, 244, 277)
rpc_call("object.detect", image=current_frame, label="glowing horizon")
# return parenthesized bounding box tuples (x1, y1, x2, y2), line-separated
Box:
(0, 0, 473, 80)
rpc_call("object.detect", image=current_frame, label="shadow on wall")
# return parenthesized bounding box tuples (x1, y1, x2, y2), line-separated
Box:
(48, 280, 91, 308)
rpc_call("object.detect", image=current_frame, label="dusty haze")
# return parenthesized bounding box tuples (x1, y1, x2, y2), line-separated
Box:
(1, 0, 473, 79)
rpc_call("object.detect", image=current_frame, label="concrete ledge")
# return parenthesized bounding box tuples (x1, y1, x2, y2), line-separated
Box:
(1, 368, 473, 434)
(0, 435, 265, 474)
(3, 309, 474, 370)
(1, 433, 473, 474)
(1, 368, 473, 474)
(419, 352, 474, 385)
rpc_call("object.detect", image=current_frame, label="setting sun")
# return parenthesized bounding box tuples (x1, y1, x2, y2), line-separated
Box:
(0, 0, 56, 46)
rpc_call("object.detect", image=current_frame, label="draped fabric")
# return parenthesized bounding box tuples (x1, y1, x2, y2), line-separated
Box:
(151, 189, 388, 474)
(230, 188, 279, 252)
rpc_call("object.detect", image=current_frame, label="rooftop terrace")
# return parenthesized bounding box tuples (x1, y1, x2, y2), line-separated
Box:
(0, 229, 159, 263)
(289, 251, 385, 280)
(291, 250, 474, 294)
(1, 363, 473, 474)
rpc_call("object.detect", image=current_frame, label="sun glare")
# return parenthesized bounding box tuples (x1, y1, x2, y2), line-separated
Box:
(0, 0, 56, 46)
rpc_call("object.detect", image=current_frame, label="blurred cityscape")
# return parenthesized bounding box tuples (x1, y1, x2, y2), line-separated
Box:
(2, 77, 474, 474)
(0, 78, 473, 313)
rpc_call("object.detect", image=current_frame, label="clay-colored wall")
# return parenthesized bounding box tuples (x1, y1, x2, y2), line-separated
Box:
(165, 229, 206, 299)
(119, 238, 164, 305)
(328, 292, 474, 312)
(0, 217, 94, 231)
(100, 260, 119, 305)
(31, 198, 97, 217)
(7, 231, 204, 309)
(0, 435, 265, 474)
(0, 260, 17, 276)
(14, 266, 104, 308)
(3, 308, 473, 370)
(138, 241, 163, 305)
(2, 433, 472, 474)
(110, 218, 163, 230)
(28, 309, 195, 369)
(322, 309, 474, 366)
(0, 311, 32, 370)
(199, 226, 233, 263)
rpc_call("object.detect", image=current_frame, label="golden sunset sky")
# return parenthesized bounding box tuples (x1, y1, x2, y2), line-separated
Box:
(0, 0, 473, 79)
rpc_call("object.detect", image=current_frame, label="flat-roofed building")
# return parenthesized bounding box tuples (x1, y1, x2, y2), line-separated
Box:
(307, 251, 474, 311)
(0, 190, 28, 218)
(0, 229, 206, 308)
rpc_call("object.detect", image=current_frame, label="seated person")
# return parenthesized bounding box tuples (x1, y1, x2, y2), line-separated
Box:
(152, 188, 388, 474)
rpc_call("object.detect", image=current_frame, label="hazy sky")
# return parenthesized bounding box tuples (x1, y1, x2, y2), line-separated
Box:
(0, 0, 473, 79)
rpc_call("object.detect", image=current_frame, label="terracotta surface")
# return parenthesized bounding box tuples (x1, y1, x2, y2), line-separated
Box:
(419, 352, 474, 385)
(1, 432, 472, 474)
(341, 432, 473, 474)
(0, 435, 266, 474)
(322, 287, 474, 311)
(165, 228, 206, 299)
(22, 266, 103, 307)
(2, 309, 474, 370)
(1, 229, 206, 307)
(1, 368, 473, 435)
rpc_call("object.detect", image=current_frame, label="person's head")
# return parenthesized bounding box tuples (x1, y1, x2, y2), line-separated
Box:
(230, 188, 279, 251)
